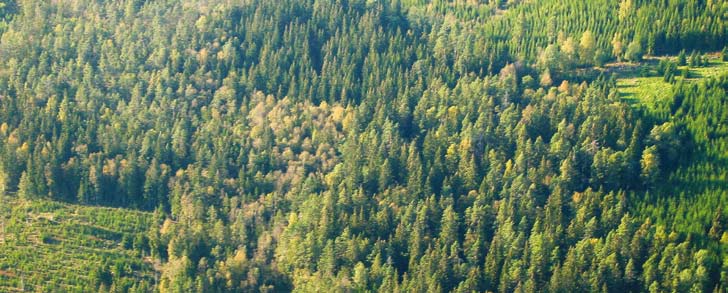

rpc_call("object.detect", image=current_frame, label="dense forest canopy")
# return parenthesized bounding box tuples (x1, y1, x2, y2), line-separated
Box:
(0, 0, 727, 292)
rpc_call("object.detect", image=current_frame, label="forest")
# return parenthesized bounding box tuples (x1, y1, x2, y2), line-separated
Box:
(0, 0, 727, 292)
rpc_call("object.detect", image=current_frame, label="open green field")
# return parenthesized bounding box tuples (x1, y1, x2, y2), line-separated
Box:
(0, 196, 156, 292)
(616, 57, 728, 109)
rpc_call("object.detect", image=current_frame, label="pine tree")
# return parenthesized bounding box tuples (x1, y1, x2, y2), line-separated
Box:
(18, 171, 34, 200)
(677, 50, 687, 66)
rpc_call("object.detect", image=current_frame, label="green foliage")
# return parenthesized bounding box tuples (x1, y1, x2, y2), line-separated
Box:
(678, 50, 687, 66)
(640, 145, 660, 187)
(0, 0, 15, 20)
(625, 39, 643, 62)
(617, 57, 728, 110)
(0, 196, 154, 292)
(0, 0, 725, 292)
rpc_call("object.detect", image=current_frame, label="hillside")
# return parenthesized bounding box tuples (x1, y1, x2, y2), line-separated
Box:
(0, 195, 156, 291)
(614, 58, 728, 237)
(0, 0, 726, 292)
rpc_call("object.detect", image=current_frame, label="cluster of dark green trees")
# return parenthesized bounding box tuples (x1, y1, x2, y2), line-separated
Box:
(0, 0, 726, 292)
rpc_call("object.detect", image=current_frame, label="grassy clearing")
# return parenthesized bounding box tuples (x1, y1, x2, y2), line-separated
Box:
(0, 196, 156, 292)
(615, 57, 728, 108)
(617, 75, 673, 108)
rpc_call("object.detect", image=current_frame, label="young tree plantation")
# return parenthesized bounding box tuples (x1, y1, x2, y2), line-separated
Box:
(0, 0, 726, 292)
